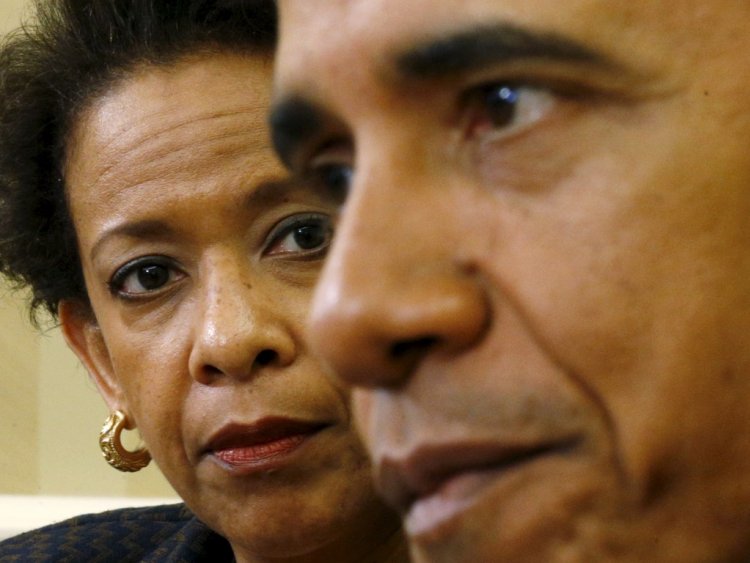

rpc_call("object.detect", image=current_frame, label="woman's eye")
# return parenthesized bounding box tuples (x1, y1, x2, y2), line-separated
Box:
(465, 83, 554, 139)
(265, 213, 334, 258)
(109, 258, 183, 298)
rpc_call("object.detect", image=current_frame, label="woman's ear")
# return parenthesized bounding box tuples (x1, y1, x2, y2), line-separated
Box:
(58, 300, 125, 414)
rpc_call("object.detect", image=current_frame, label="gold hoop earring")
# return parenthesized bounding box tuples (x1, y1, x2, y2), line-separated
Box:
(99, 410, 151, 472)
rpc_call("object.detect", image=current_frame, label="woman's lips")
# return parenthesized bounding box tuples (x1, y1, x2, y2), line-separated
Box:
(213, 433, 309, 465)
(205, 418, 329, 472)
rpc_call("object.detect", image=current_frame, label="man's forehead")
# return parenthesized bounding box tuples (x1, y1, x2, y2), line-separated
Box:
(274, 0, 675, 124)
(272, 0, 750, 170)
(277, 0, 742, 76)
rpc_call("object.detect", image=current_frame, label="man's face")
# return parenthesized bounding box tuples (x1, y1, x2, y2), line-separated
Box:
(272, 1, 750, 561)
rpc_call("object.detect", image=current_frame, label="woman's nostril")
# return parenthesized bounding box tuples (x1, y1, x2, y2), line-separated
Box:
(205, 365, 223, 377)
(255, 349, 279, 367)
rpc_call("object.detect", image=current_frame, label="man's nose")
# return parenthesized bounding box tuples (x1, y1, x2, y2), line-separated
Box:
(188, 253, 297, 384)
(309, 158, 489, 388)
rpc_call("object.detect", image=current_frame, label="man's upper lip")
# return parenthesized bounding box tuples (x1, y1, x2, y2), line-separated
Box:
(204, 417, 329, 453)
(377, 438, 579, 513)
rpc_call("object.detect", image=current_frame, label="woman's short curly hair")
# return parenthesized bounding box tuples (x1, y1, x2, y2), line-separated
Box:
(0, 0, 276, 325)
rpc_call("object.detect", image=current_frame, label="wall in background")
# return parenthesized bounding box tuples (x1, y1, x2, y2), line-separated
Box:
(0, 0, 176, 507)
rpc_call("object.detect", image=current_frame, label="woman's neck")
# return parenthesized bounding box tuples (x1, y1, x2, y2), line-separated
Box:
(231, 520, 409, 563)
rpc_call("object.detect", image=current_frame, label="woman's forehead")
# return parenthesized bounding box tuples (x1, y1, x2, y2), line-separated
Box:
(66, 54, 272, 198)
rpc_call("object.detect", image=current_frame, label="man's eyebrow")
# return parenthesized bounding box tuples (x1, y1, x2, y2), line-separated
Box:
(395, 23, 620, 79)
(269, 97, 324, 170)
(270, 24, 620, 167)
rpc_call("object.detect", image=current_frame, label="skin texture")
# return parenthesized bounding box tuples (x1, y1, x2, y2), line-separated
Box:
(59, 52, 406, 563)
(271, 1, 750, 561)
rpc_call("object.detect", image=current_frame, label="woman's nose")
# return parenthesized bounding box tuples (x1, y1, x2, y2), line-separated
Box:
(308, 161, 489, 388)
(188, 254, 297, 385)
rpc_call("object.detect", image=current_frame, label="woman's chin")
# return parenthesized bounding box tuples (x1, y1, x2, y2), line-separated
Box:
(169, 437, 390, 560)
(200, 484, 396, 561)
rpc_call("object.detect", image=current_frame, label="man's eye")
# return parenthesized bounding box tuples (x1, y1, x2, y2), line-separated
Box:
(315, 163, 353, 203)
(109, 258, 183, 298)
(265, 213, 334, 258)
(485, 85, 521, 126)
(465, 83, 554, 139)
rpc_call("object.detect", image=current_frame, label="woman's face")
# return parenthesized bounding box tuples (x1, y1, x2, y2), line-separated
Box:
(60, 52, 397, 560)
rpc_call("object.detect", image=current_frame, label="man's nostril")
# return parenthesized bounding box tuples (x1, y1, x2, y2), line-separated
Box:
(389, 336, 437, 360)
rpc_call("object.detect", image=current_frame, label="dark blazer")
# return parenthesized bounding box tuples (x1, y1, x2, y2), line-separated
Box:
(0, 503, 234, 562)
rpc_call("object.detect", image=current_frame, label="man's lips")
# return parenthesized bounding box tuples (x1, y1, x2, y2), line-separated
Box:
(377, 438, 580, 536)
(205, 418, 329, 469)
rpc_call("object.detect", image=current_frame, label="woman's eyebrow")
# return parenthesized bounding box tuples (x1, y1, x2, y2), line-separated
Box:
(394, 22, 624, 80)
(241, 176, 307, 208)
(89, 179, 298, 262)
(90, 219, 175, 262)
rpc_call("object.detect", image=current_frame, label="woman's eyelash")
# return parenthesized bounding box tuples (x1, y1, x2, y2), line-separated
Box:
(264, 213, 334, 258)
(107, 256, 177, 297)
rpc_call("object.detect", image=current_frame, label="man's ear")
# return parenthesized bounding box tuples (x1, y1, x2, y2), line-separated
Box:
(58, 300, 125, 413)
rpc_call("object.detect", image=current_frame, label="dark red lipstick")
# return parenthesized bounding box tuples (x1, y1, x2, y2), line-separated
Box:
(205, 417, 328, 472)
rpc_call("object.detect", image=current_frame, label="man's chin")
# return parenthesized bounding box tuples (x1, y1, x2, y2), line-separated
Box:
(403, 458, 616, 563)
